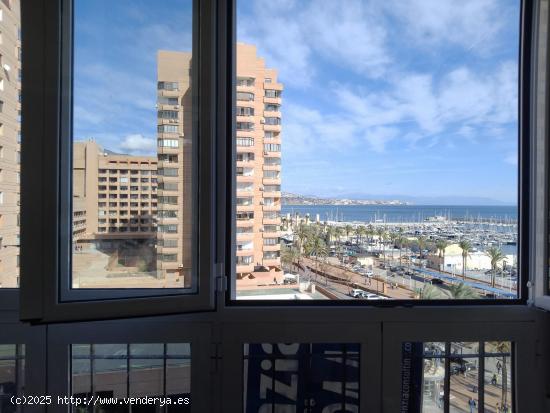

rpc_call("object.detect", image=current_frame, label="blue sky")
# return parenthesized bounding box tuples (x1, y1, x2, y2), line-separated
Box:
(74, 0, 520, 204)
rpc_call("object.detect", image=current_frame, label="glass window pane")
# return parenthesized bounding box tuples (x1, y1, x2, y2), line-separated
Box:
(0, 0, 21, 289)
(401, 341, 512, 412)
(71, 343, 191, 410)
(235, 0, 521, 300)
(243, 343, 360, 412)
(71, 0, 195, 289)
(0, 345, 25, 408)
(421, 358, 445, 412)
(449, 358, 479, 412)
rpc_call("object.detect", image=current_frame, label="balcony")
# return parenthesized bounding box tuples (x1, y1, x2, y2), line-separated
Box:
(237, 174, 255, 183)
(158, 89, 181, 98)
(263, 110, 281, 119)
(263, 124, 281, 133)
(263, 164, 281, 171)
(263, 244, 281, 252)
(157, 103, 181, 111)
(236, 219, 254, 227)
(236, 263, 255, 274)
(263, 191, 281, 198)
(236, 84, 255, 94)
(262, 217, 281, 225)
(262, 258, 281, 267)
(236, 204, 255, 213)
(236, 232, 254, 241)
(262, 177, 280, 185)
(263, 230, 280, 238)
(263, 96, 282, 105)
(236, 249, 254, 257)
(157, 160, 179, 168)
(262, 204, 280, 212)
(236, 189, 253, 198)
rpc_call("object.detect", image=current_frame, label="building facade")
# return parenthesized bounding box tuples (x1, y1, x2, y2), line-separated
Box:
(156, 44, 283, 285)
(0, 0, 21, 288)
(235, 43, 282, 279)
(156, 50, 193, 286)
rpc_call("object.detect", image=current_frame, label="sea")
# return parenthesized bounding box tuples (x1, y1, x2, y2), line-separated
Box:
(281, 204, 518, 224)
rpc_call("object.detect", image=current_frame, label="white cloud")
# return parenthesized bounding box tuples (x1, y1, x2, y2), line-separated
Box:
(385, 0, 509, 54)
(118, 134, 156, 155)
(238, 0, 390, 86)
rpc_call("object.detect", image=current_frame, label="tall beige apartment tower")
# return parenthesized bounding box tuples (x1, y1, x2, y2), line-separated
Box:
(235, 43, 282, 279)
(156, 44, 283, 284)
(0, 0, 21, 288)
(156, 51, 193, 286)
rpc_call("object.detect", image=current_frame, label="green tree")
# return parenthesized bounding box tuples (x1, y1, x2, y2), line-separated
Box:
(445, 282, 480, 299)
(493, 341, 511, 408)
(417, 236, 428, 259)
(458, 240, 472, 280)
(485, 246, 505, 288)
(344, 224, 354, 242)
(420, 284, 446, 299)
(281, 245, 299, 273)
(435, 240, 449, 271)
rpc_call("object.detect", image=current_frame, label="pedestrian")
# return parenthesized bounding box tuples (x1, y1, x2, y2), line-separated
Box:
(468, 397, 476, 413)
(496, 402, 501, 412)
(273, 277, 277, 285)
(496, 360, 502, 374)
(491, 373, 498, 385)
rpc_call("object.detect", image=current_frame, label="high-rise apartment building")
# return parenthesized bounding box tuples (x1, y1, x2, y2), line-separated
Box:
(0, 0, 21, 288)
(156, 44, 283, 284)
(235, 43, 283, 279)
(72, 140, 159, 282)
(156, 50, 193, 286)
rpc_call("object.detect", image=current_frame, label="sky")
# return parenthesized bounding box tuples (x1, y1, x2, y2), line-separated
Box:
(74, 0, 520, 204)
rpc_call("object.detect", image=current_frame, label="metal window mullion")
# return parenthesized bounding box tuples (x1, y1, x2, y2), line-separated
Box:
(444, 342, 450, 413)
(479, 341, 485, 413)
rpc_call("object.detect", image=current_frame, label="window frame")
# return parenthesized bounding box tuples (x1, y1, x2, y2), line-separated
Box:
(47, 318, 212, 413)
(219, 322, 381, 412)
(225, 0, 536, 308)
(531, 0, 550, 310)
(381, 321, 539, 412)
(19, 0, 217, 322)
(0, 1, 547, 410)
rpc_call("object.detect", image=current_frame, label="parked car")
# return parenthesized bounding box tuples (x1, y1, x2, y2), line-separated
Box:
(361, 292, 379, 299)
(430, 278, 444, 285)
(365, 270, 374, 278)
(350, 289, 365, 298)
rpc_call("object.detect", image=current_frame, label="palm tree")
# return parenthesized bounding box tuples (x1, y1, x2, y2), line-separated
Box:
(435, 240, 449, 271)
(445, 282, 480, 299)
(344, 224, 354, 243)
(395, 235, 407, 267)
(420, 284, 446, 299)
(458, 240, 472, 280)
(493, 341, 511, 409)
(324, 225, 335, 246)
(294, 224, 309, 255)
(281, 245, 299, 273)
(356, 225, 366, 245)
(485, 246, 505, 288)
(417, 236, 428, 259)
(305, 236, 328, 281)
(366, 225, 375, 244)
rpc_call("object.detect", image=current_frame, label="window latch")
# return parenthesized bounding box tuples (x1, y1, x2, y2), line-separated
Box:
(216, 262, 227, 292)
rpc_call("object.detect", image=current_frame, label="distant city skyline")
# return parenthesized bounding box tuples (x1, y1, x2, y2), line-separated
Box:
(74, 0, 520, 204)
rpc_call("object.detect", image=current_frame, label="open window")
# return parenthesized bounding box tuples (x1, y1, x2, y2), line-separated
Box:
(19, 0, 218, 322)
(532, 0, 550, 311)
